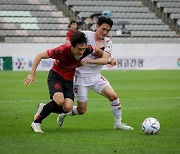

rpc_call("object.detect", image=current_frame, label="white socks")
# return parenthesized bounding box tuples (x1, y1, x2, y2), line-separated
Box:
(111, 98, 122, 124)
(67, 98, 122, 125)
(68, 106, 79, 115)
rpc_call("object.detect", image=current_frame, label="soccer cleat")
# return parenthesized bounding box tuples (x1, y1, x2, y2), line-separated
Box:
(34, 103, 45, 120)
(57, 113, 67, 127)
(31, 122, 44, 133)
(114, 123, 134, 130)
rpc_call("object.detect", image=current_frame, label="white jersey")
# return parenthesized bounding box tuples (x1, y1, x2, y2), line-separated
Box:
(75, 31, 112, 78)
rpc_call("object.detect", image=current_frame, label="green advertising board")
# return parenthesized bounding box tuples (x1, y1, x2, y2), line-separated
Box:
(0, 57, 12, 70)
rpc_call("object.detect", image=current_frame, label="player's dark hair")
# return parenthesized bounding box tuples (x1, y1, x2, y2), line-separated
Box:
(97, 16, 113, 28)
(68, 20, 77, 28)
(70, 31, 87, 47)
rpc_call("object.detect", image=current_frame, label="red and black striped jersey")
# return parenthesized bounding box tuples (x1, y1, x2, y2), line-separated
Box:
(47, 43, 93, 81)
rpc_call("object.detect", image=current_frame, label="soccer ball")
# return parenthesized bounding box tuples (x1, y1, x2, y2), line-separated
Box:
(142, 117, 160, 135)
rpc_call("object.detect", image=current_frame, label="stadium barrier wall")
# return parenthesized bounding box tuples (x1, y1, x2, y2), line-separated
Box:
(0, 43, 180, 70)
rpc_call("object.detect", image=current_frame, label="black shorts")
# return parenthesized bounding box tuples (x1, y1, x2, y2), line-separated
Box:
(47, 69, 74, 101)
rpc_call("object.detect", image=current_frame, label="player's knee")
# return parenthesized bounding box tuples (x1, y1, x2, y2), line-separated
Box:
(53, 92, 64, 105)
(63, 106, 72, 112)
(108, 93, 118, 101)
(63, 101, 73, 112)
(54, 98, 64, 105)
(77, 106, 86, 114)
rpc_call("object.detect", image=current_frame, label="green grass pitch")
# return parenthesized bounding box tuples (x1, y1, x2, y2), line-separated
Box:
(0, 70, 180, 154)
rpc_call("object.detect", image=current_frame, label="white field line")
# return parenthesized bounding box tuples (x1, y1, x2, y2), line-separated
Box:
(0, 96, 180, 103)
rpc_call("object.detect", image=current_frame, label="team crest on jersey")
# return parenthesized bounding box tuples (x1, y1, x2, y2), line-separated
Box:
(55, 83, 61, 89)
(73, 87, 78, 93)
(107, 45, 112, 49)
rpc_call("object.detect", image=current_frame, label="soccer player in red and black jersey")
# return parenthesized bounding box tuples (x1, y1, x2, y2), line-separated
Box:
(66, 20, 78, 44)
(24, 31, 106, 133)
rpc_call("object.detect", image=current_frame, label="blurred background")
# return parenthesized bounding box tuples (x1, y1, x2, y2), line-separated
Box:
(0, 0, 180, 71)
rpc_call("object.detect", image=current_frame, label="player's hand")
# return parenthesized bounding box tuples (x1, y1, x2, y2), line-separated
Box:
(23, 73, 38, 86)
(108, 58, 116, 66)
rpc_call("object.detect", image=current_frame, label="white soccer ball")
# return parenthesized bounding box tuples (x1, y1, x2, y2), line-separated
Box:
(142, 117, 160, 135)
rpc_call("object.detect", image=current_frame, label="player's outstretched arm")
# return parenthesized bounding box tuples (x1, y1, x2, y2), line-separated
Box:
(81, 51, 110, 65)
(93, 47, 103, 58)
(23, 52, 50, 86)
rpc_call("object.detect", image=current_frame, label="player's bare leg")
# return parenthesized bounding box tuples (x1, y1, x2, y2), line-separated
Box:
(101, 85, 133, 130)
(57, 101, 87, 127)
(32, 93, 73, 132)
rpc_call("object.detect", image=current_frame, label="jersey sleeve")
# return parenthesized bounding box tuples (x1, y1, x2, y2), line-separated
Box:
(47, 45, 63, 59)
(81, 45, 94, 59)
(104, 39, 112, 55)
(66, 30, 72, 41)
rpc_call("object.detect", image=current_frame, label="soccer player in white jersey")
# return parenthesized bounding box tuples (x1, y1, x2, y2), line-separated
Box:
(57, 16, 133, 130)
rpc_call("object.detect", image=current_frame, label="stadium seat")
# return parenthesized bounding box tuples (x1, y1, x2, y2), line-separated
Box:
(1, 0, 179, 43)
(0, 0, 69, 42)
(142, 0, 180, 35)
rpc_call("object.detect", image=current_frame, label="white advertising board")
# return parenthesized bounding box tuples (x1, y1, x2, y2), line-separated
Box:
(0, 43, 179, 70)
(13, 56, 54, 71)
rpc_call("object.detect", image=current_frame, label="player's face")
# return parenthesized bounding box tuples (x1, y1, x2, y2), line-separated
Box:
(72, 43, 86, 59)
(70, 23, 77, 31)
(96, 23, 111, 39)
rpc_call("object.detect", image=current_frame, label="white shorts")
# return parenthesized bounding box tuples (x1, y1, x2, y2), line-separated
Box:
(74, 75, 109, 102)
